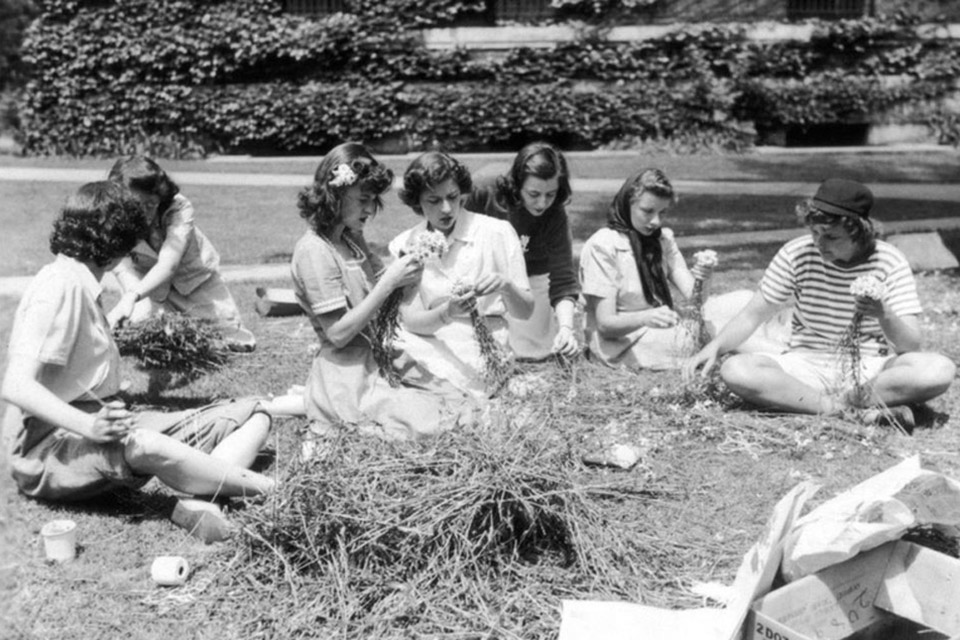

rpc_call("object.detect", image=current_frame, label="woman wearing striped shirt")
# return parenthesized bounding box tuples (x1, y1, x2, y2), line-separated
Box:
(683, 179, 954, 428)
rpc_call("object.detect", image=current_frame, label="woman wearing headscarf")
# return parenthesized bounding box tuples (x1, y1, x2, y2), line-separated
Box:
(579, 169, 788, 369)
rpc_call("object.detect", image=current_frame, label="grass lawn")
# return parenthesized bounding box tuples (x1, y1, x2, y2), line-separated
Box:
(1, 271, 959, 639)
(2, 150, 960, 639)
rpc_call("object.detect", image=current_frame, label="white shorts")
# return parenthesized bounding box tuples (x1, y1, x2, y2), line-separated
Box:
(764, 350, 895, 393)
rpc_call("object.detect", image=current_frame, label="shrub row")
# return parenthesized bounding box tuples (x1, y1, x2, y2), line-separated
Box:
(24, 72, 951, 157)
(17, 0, 960, 156)
(25, 7, 960, 86)
(19, 78, 748, 156)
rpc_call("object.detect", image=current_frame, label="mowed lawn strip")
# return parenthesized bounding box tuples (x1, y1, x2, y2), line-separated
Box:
(2, 181, 959, 277)
(2, 148, 960, 183)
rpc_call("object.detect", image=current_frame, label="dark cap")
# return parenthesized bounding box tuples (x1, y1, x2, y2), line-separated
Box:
(812, 178, 873, 219)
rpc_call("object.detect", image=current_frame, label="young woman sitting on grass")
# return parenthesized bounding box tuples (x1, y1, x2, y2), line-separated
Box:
(389, 151, 534, 399)
(579, 168, 787, 370)
(465, 141, 581, 360)
(2, 182, 274, 519)
(683, 178, 956, 429)
(107, 156, 256, 351)
(288, 143, 473, 443)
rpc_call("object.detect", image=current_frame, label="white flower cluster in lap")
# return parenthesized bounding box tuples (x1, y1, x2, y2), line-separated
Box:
(329, 163, 357, 188)
(409, 229, 447, 263)
(693, 249, 718, 269)
(850, 273, 885, 300)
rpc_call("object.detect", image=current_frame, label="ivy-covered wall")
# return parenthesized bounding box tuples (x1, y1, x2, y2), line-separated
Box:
(15, 0, 960, 156)
(874, 0, 960, 21)
(0, 0, 38, 90)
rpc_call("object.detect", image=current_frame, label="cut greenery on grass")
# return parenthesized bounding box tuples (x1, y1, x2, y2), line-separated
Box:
(113, 314, 232, 396)
(2, 270, 959, 639)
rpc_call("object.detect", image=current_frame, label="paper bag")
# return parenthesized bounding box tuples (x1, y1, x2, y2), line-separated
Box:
(782, 456, 960, 582)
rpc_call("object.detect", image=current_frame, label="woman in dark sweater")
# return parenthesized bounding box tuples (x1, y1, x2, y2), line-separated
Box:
(466, 142, 581, 360)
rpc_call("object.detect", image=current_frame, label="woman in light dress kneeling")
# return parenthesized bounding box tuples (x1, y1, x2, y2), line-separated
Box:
(290, 143, 473, 442)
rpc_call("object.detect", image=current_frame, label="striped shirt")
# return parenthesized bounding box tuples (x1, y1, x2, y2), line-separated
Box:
(759, 236, 922, 356)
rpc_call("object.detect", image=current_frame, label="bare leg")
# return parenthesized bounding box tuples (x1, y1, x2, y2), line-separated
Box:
(124, 428, 275, 497)
(209, 412, 271, 468)
(260, 394, 306, 417)
(855, 352, 955, 408)
(720, 353, 838, 414)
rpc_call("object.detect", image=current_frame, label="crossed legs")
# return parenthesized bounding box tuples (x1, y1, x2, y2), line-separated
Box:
(123, 412, 275, 497)
(720, 351, 955, 415)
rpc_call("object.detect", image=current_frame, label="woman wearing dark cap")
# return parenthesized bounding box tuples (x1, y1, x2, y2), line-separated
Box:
(684, 178, 955, 429)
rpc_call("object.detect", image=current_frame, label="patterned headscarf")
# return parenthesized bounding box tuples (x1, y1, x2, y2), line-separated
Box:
(605, 169, 674, 309)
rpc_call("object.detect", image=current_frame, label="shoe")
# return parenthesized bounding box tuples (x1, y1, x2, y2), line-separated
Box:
(859, 405, 915, 434)
(171, 498, 235, 543)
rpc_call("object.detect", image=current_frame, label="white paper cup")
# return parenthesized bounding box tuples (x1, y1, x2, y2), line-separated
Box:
(40, 519, 77, 562)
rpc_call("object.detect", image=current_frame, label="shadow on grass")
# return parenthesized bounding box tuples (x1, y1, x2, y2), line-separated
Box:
(124, 393, 222, 411)
(40, 486, 178, 525)
(912, 403, 954, 431)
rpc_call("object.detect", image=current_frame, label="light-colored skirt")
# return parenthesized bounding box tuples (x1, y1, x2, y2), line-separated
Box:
(588, 289, 792, 370)
(395, 316, 510, 400)
(507, 274, 558, 361)
(304, 340, 472, 440)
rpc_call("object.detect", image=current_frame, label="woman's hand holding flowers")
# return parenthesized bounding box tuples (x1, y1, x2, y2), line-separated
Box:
(384, 254, 423, 291)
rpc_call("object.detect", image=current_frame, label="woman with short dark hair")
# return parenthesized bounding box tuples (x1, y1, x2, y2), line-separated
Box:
(2, 182, 274, 521)
(390, 151, 534, 398)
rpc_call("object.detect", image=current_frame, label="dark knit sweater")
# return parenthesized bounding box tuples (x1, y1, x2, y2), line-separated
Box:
(466, 169, 581, 307)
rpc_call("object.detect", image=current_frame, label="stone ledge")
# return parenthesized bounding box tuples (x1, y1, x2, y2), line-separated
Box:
(421, 22, 960, 50)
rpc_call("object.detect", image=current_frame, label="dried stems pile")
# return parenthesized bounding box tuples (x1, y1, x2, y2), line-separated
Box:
(231, 390, 677, 638)
(214, 357, 915, 638)
(114, 314, 230, 388)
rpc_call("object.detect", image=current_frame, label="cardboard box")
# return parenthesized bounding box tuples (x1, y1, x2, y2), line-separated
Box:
(255, 287, 303, 317)
(748, 540, 960, 640)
